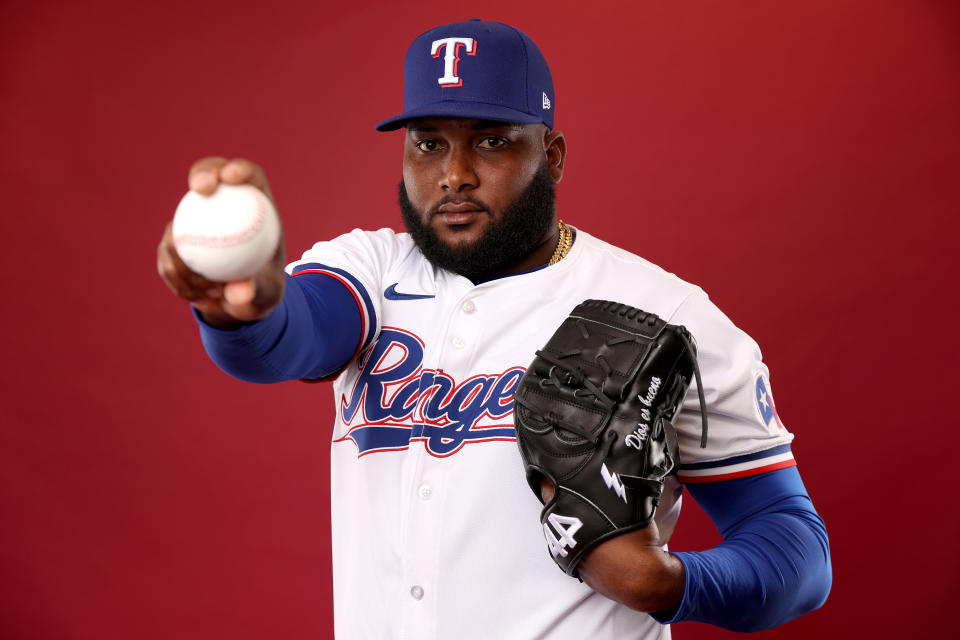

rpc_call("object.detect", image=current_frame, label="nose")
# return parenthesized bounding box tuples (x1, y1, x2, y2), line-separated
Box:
(439, 147, 478, 192)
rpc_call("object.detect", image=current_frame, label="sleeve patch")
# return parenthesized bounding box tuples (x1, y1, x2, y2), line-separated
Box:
(755, 375, 785, 430)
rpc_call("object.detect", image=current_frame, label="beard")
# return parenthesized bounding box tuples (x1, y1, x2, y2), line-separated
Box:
(398, 162, 556, 280)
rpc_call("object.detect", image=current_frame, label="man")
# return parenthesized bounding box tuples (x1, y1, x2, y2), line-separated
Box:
(158, 19, 831, 639)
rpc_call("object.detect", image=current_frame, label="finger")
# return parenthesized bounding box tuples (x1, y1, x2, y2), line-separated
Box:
(158, 245, 214, 302)
(268, 230, 287, 269)
(158, 248, 223, 302)
(158, 222, 223, 298)
(219, 255, 287, 321)
(188, 156, 228, 195)
(220, 158, 274, 200)
(540, 477, 556, 503)
(161, 223, 218, 289)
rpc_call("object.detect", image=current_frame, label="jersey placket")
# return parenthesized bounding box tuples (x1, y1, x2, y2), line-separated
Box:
(399, 291, 483, 639)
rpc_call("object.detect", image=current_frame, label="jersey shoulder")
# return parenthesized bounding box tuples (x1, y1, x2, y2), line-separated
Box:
(572, 228, 703, 317)
(573, 229, 795, 475)
(286, 227, 422, 274)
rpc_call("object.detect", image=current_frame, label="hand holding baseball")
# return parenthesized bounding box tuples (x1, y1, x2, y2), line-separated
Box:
(157, 158, 286, 329)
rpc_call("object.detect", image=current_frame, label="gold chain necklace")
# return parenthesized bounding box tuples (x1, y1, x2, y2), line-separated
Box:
(548, 220, 573, 266)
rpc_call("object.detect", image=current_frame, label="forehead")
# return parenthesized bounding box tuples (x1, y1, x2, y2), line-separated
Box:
(405, 117, 532, 134)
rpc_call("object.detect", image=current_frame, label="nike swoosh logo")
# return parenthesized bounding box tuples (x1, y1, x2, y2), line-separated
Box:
(384, 283, 436, 301)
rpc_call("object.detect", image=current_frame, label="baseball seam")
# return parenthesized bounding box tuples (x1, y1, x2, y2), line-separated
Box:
(173, 195, 267, 248)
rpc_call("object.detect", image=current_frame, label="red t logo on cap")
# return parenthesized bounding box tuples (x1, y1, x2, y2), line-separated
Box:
(430, 37, 477, 88)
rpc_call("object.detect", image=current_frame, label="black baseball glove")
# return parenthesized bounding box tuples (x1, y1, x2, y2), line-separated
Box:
(513, 299, 708, 576)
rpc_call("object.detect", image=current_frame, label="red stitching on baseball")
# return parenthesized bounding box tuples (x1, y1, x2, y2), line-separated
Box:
(174, 195, 268, 248)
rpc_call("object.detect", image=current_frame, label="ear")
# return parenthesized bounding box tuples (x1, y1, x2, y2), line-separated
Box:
(544, 129, 567, 184)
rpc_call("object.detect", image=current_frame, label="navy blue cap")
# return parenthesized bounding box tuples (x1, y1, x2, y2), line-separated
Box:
(375, 19, 554, 131)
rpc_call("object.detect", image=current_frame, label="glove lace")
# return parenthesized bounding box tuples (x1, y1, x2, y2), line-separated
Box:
(534, 349, 615, 410)
(677, 331, 709, 448)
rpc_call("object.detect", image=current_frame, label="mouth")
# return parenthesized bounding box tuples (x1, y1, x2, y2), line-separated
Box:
(435, 202, 486, 226)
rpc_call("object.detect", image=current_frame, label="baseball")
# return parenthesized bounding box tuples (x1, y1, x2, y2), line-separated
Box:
(171, 183, 281, 282)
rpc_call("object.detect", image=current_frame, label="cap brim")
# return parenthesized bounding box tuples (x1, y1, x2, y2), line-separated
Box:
(375, 101, 546, 131)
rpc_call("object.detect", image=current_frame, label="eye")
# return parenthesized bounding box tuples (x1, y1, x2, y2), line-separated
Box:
(415, 139, 440, 152)
(478, 136, 508, 149)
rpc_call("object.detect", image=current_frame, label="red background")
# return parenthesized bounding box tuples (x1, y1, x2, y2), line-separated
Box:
(2, 1, 957, 638)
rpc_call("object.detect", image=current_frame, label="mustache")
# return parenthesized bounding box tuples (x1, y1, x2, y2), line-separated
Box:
(428, 194, 493, 217)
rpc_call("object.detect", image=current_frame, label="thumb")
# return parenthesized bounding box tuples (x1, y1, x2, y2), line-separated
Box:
(223, 278, 257, 308)
(219, 263, 286, 322)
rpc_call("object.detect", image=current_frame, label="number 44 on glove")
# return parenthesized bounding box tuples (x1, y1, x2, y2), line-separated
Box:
(513, 300, 708, 577)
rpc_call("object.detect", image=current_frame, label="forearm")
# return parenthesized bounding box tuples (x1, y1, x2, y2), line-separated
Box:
(664, 502, 830, 631)
(196, 273, 362, 383)
(658, 467, 832, 631)
(579, 468, 831, 629)
(578, 534, 685, 613)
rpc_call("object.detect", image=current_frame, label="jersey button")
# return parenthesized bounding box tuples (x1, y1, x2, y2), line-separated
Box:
(410, 585, 425, 600)
(417, 483, 433, 500)
(451, 336, 466, 349)
(462, 300, 476, 314)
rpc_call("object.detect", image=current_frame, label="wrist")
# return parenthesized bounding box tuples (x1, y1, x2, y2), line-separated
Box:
(578, 535, 685, 613)
(195, 307, 251, 330)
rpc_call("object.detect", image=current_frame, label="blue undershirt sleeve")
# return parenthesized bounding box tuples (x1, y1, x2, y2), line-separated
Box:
(654, 466, 832, 631)
(195, 273, 363, 383)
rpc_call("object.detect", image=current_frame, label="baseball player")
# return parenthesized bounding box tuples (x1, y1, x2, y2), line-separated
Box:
(158, 19, 831, 639)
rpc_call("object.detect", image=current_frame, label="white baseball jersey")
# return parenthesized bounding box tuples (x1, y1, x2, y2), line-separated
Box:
(287, 226, 794, 640)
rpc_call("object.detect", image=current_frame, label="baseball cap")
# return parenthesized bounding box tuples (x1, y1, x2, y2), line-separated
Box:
(375, 19, 555, 131)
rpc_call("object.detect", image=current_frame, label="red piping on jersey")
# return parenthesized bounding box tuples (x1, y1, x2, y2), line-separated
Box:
(678, 459, 797, 484)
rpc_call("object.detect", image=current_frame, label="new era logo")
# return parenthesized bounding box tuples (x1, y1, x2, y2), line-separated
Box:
(542, 92, 551, 110)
